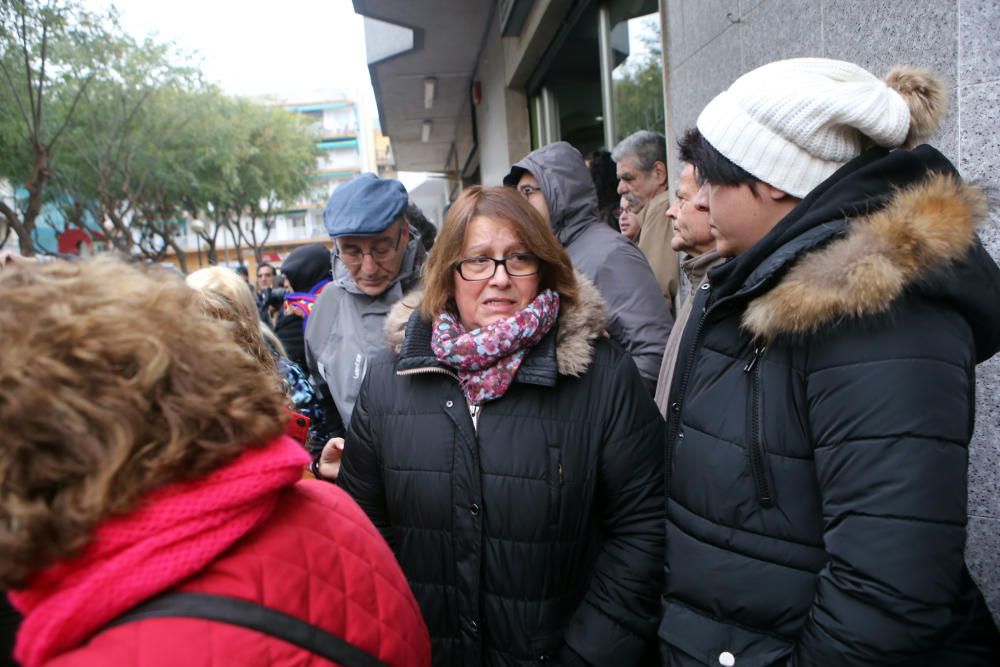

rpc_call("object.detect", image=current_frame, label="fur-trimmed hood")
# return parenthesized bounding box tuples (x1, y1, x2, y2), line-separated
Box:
(385, 271, 607, 377)
(742, 171, 1000, 361)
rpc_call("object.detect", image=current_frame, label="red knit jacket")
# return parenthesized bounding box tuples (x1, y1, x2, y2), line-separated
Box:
(43, 480, 430, 667)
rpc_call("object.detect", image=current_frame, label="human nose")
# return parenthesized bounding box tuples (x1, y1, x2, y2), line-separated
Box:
(616, 181, 627, 196)
(359, 252, 379, 273)
(488, 261, 512, 287)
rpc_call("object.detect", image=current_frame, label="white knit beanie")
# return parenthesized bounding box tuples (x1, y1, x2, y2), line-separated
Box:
(696, 58, 946, 198)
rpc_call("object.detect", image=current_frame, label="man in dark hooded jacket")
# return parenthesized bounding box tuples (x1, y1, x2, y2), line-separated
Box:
(274, 243, 331, 372)
(661, 58, 1000, 665)
(505, 142, 672, 392)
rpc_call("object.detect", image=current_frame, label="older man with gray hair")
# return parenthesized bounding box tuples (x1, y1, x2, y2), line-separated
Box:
(613, 130, 678, 309)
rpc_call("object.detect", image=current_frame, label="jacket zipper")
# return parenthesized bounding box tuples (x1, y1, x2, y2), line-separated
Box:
(665, 294, 711, 494)
(469, 403, 481, 435)
(744, 346, 774, 507)
(548, 446, 563, 528)
(396, 366, 460, 382)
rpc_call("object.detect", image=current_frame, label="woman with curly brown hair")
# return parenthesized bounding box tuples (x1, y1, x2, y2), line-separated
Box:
(0, 257, 429, 667)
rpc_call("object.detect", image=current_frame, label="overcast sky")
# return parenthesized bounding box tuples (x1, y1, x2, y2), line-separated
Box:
(85, 0, 374, 100)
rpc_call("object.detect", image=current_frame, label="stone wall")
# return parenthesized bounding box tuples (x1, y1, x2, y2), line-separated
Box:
(664, 0, 1000, 617)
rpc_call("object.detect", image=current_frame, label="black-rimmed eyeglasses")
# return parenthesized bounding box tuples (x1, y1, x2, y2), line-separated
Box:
(454, 253, 540, 281)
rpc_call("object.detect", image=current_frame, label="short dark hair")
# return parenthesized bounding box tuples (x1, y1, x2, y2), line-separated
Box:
(678, 128, 757, 187)
(256, 263, 275, 276)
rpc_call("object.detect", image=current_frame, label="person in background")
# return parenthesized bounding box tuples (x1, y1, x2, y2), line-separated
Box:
(618, 195, 641, 241)
(275, 244, 332, 372)
(505, 141, 672, 393)
(186, 265, 332, 456)
(406, 201, 439, 252)
(254, 262, 283, 325)
(339, 186, 664, 666)
(613, 131, 678, 308)
(0, 257, 430, 667)
(652, 157, 723, 415)
(234, 263, 251, 286)
(661, 58, 1000, 665)
(307, 173, 426, 480)
(256, 262, 276, 292)
(585, 149, 621, 232)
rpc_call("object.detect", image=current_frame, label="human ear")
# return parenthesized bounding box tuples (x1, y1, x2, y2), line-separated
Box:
(760, 182, 793, 201)
(654, 161, 668, 186)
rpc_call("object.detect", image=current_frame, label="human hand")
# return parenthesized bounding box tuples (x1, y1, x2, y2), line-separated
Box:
(317, 437, 345, 481)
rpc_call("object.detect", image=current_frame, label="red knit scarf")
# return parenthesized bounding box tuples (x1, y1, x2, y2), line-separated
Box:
(8, 435, 310, 667)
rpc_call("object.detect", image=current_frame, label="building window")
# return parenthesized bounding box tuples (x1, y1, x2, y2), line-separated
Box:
(526, 0, 661, 153)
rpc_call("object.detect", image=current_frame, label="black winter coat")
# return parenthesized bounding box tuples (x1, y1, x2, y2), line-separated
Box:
(661, 146, 1000, 665)
(339, 280, 665, 667)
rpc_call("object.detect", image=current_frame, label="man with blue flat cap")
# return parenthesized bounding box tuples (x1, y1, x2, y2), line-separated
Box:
(306, 173, 427, 480)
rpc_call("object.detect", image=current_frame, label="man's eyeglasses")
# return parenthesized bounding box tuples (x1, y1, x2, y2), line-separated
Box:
(454, 253, 540, 281)
(517, 184, 542, 199)
(336, 224, 404, 266)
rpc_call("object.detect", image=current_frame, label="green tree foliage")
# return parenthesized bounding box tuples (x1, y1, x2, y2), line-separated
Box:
(0, 0, 112, 255)
(613, 17, 664, 143)
(229, 100, 319, 263)
(1, 0, 320, 268)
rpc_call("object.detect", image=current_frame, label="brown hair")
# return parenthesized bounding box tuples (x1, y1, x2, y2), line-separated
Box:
(0, 257, 287, 587)
(421, 185, 578, 319)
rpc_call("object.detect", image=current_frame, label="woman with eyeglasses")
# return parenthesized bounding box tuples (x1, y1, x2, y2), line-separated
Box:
(337, 186, 665, 667)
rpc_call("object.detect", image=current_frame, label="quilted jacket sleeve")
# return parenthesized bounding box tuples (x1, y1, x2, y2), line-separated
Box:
(595, 247, 673, 394)
(791, 301, 976, 665)
(562, 349, 666, 664)
(338, 369, 393, 547)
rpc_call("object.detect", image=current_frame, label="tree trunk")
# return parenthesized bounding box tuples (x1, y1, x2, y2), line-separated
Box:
(19, 149, 51, 258)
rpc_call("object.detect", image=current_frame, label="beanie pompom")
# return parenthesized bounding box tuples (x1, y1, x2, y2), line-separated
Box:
(884, 65, 947, 148)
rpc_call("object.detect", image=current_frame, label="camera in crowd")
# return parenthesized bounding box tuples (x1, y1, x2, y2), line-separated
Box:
(259, 286, 289, 309)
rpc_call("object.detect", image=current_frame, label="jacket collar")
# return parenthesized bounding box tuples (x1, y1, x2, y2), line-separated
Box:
(681, 249, 724, 288)
(734, 156, 993, 347)
(386, 272, 607, 385)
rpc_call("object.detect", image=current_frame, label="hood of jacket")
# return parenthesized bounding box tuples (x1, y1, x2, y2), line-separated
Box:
(722, 146, 1000, 363)
(281, 243, 331, 292)
(384, 272, 607, 379)
(330, 230, 426, 298)
(504, 142, 603, 247)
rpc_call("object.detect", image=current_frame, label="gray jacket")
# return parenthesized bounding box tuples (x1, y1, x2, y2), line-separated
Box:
(304, 235, 425, 429)
(509, 141, 672, 391)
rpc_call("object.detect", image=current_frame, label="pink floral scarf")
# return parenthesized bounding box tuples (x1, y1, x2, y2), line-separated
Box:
(431, 289, 559, 404)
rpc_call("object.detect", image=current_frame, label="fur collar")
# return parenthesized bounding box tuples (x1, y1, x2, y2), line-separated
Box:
(385, 272, 607, 376)
(743, 174, 987, 339)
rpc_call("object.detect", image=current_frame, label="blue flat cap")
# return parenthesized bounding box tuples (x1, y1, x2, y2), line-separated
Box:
(323, 173, 409, 238)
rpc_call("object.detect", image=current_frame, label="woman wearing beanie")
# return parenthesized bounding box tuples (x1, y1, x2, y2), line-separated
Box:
(0, 257, 430, 667)
(660, 58, 1000, 665)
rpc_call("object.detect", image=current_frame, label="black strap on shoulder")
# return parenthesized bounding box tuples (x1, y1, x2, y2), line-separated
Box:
(108, 591, 388, 667)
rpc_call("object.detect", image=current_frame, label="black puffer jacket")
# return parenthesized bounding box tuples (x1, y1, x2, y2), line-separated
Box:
(339, 279, 665, 667)
(661, 146, 1000, 665)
